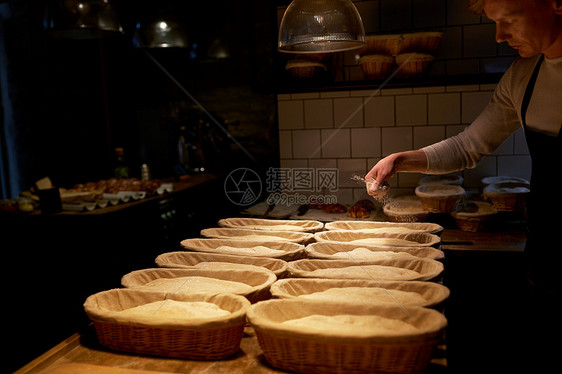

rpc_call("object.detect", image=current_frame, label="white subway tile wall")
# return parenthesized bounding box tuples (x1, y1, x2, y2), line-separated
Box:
(277, 84, 531, 202)
(274, 0, 528, 202)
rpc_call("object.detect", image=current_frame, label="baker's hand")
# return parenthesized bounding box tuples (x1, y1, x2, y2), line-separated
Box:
(365, 155, 397, 197)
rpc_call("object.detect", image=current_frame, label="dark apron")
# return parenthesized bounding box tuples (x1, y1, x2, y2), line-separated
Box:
(520, 54, 562, 293)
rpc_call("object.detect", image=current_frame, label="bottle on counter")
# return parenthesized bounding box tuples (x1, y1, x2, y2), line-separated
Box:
(113, 147, 131, 179)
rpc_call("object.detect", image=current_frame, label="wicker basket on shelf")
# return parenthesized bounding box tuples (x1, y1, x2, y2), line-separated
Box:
(83, 289, 250, 359)
(398, 32, 443, 54)
(358, 34, 402, 56)
(395, 53, 435, 77)
(359, 54, 395, 80)
(246, 299, 447, 374)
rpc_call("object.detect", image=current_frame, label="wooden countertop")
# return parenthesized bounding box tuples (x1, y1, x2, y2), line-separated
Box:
(15, 325, 446, 374)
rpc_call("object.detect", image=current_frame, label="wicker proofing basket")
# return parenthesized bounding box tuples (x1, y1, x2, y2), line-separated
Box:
(359, 54, 395, 80)
(287, 258, 444, 282)
(483, 182, 530, 212)
(179, 238, 306, 261)
(383, 199, 429, 222)
(324, 220, 444, 235)
(395, 53, 435, 77)
(270, 278, 450, 309)
(121, 268, 276, 303)
(358, 34, 402, 56)
(200, 227, 314, 244)
(217, 217, 324, 233)
(398, 32, 443, 54)
(314, 230, 441, 248)
(305, 242, 445, 261)
(415, 184, 465, 213)
(83, 289, 250, 359)
(155, 251, 288, 278)
(451, 200, 498, 232)
(246, 299, 447, 374)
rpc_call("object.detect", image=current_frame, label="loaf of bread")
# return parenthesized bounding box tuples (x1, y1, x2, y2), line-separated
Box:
(282, 314, 419, 335)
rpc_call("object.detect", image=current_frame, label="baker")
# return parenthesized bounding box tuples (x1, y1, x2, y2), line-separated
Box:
(365, 0, 561, 371)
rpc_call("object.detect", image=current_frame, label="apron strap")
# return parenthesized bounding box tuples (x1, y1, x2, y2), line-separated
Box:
(520, 54, 545, 129)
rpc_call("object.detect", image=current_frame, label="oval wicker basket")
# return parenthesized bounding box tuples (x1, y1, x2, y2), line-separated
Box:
(324, 220, 443, 235)
(83, 289, 250, 359)
(287, 258, 444, 282)
(314, 229, 441, 247)
(200, 227, 314, 244)
(155, 251, 288, 278)
(483, 182, 530, 212)
(179, 238, 305, 261)
(451, 200, 498, 232)
(121, 268, 276, 303)
(246, 299, 447, 374)
(270, 278, 450, 309)
(305, 242, 445, 261)
(217, 217, 324, 233)
(415, 184, 466, 213)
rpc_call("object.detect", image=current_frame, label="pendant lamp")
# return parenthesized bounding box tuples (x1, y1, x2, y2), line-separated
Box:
(132, 17, 189, 49)
(278, 0, 365, 53)
(44, 0, 123, 39)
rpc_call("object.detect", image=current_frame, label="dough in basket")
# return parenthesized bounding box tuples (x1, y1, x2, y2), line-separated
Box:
(143, 276, 253, 294)
(117, 300, 230, 320)
(350, 238, 420, 247)
(330, 248, 405, 261)
(301, 286, 427, 305)
(282, 314, 419, 335)
(309, 265, 420, 280)
(216, 245, 286, 255)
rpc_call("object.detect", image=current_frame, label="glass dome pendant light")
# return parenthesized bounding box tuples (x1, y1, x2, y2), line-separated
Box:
(278, 0, 365, 53)
(44, 0, 123, 39)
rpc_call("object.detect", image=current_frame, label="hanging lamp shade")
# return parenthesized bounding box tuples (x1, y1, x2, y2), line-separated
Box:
(44, 0, 123, 39)
(132, 17, 189, 48)
(278, 0, 365, 53)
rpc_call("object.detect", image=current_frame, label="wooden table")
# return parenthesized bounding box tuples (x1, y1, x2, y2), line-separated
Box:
(16, 227, 525, 374)
(15, 324, 447, 374)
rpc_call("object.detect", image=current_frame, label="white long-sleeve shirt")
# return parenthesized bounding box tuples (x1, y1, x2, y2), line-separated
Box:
(422, 54, 562, 174)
